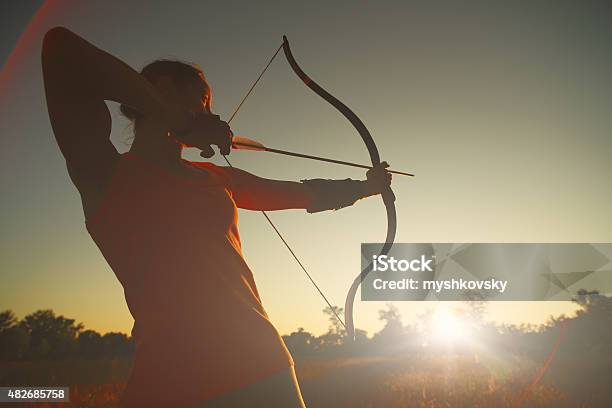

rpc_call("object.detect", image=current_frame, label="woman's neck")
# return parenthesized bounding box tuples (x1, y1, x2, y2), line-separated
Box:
(130, 123, 183, 166)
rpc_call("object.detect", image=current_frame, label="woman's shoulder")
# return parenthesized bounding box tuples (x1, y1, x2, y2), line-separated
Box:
(186, 160, 223, 173)
(182, 160, 232, 185)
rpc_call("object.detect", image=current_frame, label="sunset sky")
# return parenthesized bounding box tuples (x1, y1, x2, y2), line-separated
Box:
(2, 1, 611, 336)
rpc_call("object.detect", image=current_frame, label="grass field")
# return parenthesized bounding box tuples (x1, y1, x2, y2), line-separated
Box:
(0, 353, 594, 407)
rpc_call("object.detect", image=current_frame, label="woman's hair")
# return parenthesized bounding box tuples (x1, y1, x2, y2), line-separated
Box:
(120, 59, 212, 122)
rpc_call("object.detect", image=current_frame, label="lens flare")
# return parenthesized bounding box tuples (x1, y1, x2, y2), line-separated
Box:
(431, 309, 467, 343)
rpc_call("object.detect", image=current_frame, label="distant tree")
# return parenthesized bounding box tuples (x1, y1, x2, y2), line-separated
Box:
(463, 295, 487, 324)
(568, 290, 612, 355)
(19, 309, 83, 359)
(0, 310, 18, 331)
(102, 332, 135, 357)
(353, 328, 369, 345)
(372, 303, 404, 344)
(573, 289, 609, 312)
(0, 310, 30, 360)
(283, 328, 319, 356)
(529, 290, 612, 407)
(77, 330, 104, 359)
(319, 306, 346, 349)
(323, 306, 346, 336)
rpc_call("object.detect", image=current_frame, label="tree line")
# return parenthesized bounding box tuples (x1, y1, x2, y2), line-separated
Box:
(0, 310, 133, 360)
(1, 290, 610, 362)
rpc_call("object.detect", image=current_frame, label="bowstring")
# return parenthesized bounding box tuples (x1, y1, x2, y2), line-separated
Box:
(227, 44, 283, 124)
(222, 41, 347, 330)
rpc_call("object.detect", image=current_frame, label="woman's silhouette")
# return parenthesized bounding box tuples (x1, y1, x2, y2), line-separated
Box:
(42, 27, 392, 408)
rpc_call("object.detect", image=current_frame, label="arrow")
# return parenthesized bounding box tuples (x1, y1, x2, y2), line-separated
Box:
(232, 136, 415, 177)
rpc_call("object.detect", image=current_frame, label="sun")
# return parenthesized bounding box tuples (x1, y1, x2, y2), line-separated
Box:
(431, 309, 467, 343)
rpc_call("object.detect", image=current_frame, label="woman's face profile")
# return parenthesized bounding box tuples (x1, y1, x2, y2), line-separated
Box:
(181, 78, 210, 115)
(156, 75, 210, 116)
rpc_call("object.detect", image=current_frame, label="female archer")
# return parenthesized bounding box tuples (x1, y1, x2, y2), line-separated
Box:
(42, 27, 392, 408)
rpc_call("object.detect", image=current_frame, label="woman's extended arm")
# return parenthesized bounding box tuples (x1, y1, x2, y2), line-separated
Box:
(225, 166, 388, 212)
(42, 27, 189, 211)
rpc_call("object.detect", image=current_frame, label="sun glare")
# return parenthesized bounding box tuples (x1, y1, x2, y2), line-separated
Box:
(431, 309, 467, 343)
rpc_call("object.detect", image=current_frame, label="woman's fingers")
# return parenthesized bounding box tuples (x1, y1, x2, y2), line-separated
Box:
(199, 145, 215, 158)
(367, 162, 391, 177)
(175, 113, 233, 157)
(214, 122, 233, 156)
(220, 131, 232, 155)
(205, 116, 232, 156)
(366, 162, 393, 193)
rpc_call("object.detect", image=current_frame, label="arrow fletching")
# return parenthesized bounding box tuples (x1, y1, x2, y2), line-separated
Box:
(232, 135, 267, 151)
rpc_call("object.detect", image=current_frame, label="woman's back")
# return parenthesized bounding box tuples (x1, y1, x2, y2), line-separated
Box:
(86, 151, 293, 407)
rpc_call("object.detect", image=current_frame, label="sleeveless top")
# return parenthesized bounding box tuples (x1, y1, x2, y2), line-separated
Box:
(85, 151, 293, 407)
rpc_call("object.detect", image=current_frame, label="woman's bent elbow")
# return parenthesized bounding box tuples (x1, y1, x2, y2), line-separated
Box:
(42, 27, 76, 64)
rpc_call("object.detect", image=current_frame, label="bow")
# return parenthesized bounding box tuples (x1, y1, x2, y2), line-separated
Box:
(225, 36, 397, 341)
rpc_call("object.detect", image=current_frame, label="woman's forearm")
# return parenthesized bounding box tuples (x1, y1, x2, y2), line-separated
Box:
(300, 178, 371, 213)
(42, 27, 188, 131)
